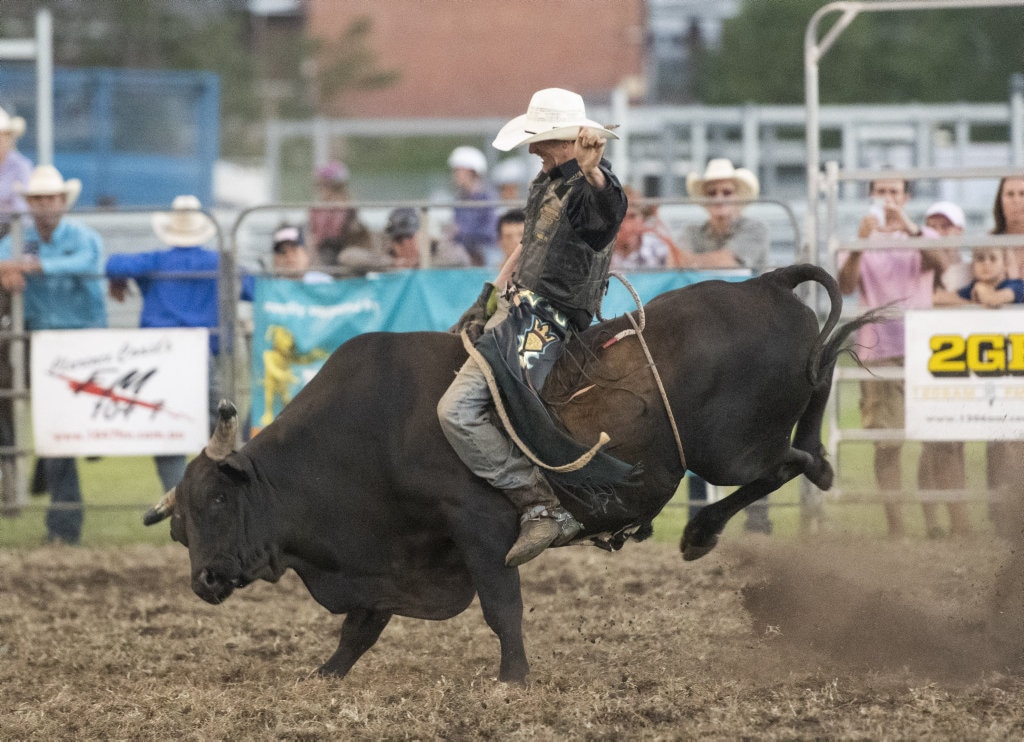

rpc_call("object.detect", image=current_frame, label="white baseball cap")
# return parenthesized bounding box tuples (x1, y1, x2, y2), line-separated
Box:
(924, 201, 965, 228)
(447, 146, 488, 174)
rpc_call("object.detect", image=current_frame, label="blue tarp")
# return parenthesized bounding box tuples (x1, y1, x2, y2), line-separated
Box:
(249, 268, 750, 429)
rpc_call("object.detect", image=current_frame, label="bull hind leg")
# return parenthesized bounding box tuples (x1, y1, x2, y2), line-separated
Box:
(791, 376, 837, 491)
(681, 448, 813, 561)
(317, 608, 392, 678)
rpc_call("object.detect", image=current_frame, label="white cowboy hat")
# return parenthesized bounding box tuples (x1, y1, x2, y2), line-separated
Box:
(14, 164, 82, 209)
(492, 88, 619, 152)
(0, 105, 26, 139)
(152, 194, 217, 246)
(686, 158, 760, 200)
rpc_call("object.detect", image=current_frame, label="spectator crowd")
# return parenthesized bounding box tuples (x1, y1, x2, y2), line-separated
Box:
(1, 94, 1023, 546)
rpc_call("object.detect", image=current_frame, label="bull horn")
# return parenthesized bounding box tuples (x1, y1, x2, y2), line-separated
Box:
(205, 400, 239, 462)
(143, 487, 176, 526)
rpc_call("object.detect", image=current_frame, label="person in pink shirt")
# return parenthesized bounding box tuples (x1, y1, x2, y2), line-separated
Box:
(919, 201, 972, 539)
(307, 161, 372, 270)
(838, 177, 944, 538)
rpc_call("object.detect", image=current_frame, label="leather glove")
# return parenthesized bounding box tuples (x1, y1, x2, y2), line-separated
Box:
(450, 281, 495, 344)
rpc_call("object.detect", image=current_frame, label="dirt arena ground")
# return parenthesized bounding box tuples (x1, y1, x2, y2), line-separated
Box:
(4, 531, 1024, 740)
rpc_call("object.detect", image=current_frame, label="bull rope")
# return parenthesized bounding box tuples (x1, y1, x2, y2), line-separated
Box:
(461, 329, 611, 474)
(461, 272, 687, 476)
(601, 272, 687, 474)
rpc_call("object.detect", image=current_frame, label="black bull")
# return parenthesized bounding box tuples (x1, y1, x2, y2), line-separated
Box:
(145, 264, 874, 682)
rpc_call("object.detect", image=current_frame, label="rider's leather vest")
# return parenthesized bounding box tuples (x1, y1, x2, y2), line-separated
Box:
(516, 168, 615, 330)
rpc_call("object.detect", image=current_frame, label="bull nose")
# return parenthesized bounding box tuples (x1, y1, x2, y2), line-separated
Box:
(198, 568, 219, 588)
(192, 568, 234, 604)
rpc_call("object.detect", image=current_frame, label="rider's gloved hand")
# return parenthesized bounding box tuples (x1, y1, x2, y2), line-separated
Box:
(449, 281, 495, 343)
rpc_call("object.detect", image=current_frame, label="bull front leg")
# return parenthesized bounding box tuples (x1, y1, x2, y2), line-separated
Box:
(478, 573, 529, 683)
(446, 496, 531, 682)
(317, 608, 392, 677)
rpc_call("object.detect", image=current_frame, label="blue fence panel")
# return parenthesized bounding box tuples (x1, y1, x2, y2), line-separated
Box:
(0, 65, 219, 207)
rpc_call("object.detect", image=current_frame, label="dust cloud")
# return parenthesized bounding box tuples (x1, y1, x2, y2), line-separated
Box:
(732, 500, 1024, 682)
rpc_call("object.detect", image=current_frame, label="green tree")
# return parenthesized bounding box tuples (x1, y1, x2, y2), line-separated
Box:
(700, 1, 1024, 104)
(313, 16, 400, 111)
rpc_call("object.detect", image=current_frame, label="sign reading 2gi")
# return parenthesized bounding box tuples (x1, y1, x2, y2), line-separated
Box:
(905, 310, 1024, 440)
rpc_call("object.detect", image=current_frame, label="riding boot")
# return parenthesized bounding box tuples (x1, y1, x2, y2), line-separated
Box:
(502, 477, 581, 567)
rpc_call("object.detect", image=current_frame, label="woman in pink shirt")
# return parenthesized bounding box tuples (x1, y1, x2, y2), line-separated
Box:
(837, 177, 943, 538)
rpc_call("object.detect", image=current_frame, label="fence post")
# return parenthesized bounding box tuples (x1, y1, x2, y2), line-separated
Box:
(1011, 72, 1024, 167)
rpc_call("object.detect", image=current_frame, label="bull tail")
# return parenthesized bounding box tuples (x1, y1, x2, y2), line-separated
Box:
(765, 264, 845, 386)
(816, 306, 889, 382)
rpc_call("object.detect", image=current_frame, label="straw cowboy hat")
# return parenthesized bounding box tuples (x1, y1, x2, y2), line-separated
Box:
(152, 194, 217, 246)
(686, 158, 760, 200)
(15, 164, 82, 209)
(0, 105, 26, 139)
(492, 88, 619, 152)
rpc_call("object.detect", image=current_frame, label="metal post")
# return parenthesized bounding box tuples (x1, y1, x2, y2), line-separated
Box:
(805, 3, 860, 271)
(1011, 72, 1024, 167)
(266, 119, 281, 201)
(312, 116, 330, 169)
(35, 8, 53, 166)
(610, 83, 629, 185)
(7, 221, 28, 511)
(741, 103, 758, 178)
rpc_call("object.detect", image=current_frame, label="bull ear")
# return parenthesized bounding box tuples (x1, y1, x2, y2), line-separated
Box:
(205, 400, 239, 461)
(143, 487, 176, 526)
(219, 451, 255, 484)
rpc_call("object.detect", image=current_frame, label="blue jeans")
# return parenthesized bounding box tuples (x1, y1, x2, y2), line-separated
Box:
(437, 298, 544, 493)
(437, 352, 542, 492)
(42, 457, 83, 543)
(155, 455, 187, 492)
(151, 354, 220, 492)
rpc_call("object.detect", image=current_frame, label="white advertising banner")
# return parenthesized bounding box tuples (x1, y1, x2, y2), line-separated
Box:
(30, 328, 209, 457)
(905, 309, 1024, 441)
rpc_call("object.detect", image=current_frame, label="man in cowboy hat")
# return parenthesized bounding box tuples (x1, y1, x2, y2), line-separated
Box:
(674, 158, 772, 535)
(106, 194, 224, 493)
(672, 158, 769, 273)
(0, 164, 107, 544)
(438, 87, 626, 567)
(0, 105, 33, 240)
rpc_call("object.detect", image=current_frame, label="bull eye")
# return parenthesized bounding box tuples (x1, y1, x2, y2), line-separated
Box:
(211, 492, 226, 506)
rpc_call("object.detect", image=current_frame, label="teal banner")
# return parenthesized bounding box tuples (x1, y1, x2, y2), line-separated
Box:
(250, 267, 750, 431)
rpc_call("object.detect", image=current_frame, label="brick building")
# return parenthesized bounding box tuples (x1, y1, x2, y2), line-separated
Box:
(304, 0, 646, 118)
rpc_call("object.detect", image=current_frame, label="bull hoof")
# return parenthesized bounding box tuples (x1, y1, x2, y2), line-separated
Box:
(804, 457, 834, 490)
(498, 661, 529, 683)
(681, 534, 718, 561)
